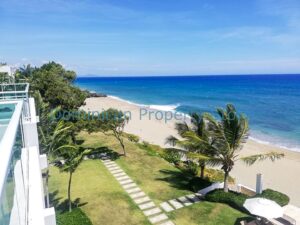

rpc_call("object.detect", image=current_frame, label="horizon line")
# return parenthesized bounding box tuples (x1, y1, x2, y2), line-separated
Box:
(77, 73, 300, 78)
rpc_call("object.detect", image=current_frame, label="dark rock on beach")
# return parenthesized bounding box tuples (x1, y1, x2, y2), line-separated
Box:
(88, 92, 107, 97)
(83, 90, 107, 98)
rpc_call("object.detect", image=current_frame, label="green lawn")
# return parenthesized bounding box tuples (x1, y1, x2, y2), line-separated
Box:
(169, 202, 249, 225)
(49, 131, 250, 225)
(79, 132, 194, 203)
(49, 160, 151, 225)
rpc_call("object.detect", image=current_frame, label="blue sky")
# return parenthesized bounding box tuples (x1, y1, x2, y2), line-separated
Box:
(0, 0, 300, 76)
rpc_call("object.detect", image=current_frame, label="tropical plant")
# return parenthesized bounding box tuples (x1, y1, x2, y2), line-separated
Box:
(86, 108, 129, 156)
(191, 104, 284, 192)
(39, 118, 73, 207)
(162, 148, 182, 165)
(16, 64, 35, 81)
(29, 62, 87, 109)
(166, 112, 217, 179)
(56, 145, 92, 212)
(0, 72, 11, 83)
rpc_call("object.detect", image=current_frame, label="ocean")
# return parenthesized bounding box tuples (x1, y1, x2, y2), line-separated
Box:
(76, 75, 300, 152)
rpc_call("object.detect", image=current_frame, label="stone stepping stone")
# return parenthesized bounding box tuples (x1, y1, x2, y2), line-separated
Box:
(186, 194, 201, 203)
(130, 191, 146, 199)
(177, 196, 193, 206)
(195, 193, 203, 199)
(102, 159, 111, 163)
(138, 201, 155, 210)
(159, 221, 175, 225)
(104, 162, 115, 166)
(113, 172, 126, 177)
(148, 213, 168, 224)
(106, 164, 118, 169)
(105, 164, 120, 169)
(119, 179, 133, 185)
(160, 202, 174, 212)
(126, 187, 141, 194)
(134, 196, 151, 204)
(168, 199, 183, 209)
(110, 169, 123, 174)
(108, 166, 121, 171)
(143, 207, 162, 216)
(122, 183, 137, 189)
(116, 176, 130, 181)
(109, 168, 121, 173)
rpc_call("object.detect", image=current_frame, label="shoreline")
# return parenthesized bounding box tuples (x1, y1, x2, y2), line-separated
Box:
(108, 94, 299, 153)
(82, 96, 300, 206)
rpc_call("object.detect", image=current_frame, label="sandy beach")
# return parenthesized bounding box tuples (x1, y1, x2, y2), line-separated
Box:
(82, 96, 300, 207)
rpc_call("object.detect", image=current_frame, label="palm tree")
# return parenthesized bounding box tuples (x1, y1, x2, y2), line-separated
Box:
(39, 120, 73, 207)
(35, 91, 74, 207)
(57, 145, 92, 212)
(166, 112, 217, 179)
(16, 64, 35, 82)
(194, 104, 284, 192)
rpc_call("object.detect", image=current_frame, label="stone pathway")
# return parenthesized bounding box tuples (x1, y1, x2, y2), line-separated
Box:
(160, 193, 203, 213)
(101, 158, 175, 225)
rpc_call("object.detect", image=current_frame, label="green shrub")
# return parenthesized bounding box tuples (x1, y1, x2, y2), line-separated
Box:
(186, 161, 199, 176)
(57, 208, 92, 225)
(127, 134, 140, 143)
(142, 141, 150, 147)
(255, 189, 289, 206)
(137, 141, 163, 156)
(205, 189, 248, 212)
(162, 148, 181, 165)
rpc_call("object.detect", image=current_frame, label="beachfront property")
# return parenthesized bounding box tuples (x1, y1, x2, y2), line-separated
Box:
(0, 63, 299, 225)
(0, 83, 56, 225)
(1, 0, 300, 223)
(0, 66, 16, 83)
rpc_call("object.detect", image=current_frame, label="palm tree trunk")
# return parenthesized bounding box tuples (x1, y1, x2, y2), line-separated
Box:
(120, 141, 126, 157)
(68, 171, 73, 212)
(200, 163, 205, 179)
(223, 171, 229, 192)
(45, 169, 50, 208)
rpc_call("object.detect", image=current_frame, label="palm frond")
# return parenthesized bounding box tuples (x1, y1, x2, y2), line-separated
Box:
(187, 152, 223, 167)
(175, 122, 190, 135)
(187, 152, 211, 161)
(165, 135, 179, 146)
(240, 152, 284, 166)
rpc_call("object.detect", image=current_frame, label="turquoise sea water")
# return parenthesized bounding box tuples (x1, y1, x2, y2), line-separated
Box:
(76, 75, 300, 151)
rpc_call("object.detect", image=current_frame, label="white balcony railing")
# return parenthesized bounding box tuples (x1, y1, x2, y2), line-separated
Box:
(0, 83, 29, 101)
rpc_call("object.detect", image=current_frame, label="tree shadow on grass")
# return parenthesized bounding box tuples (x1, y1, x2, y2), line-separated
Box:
(157, 169, 212, 192)
(85, 146, 121, 160)
(49, 190, 88, 214)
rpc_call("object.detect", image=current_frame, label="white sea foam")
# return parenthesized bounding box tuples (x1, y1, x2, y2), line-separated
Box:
(148, 104, 180, 112)
(249, 136, 300, 152)
(108, 95, 180, 112)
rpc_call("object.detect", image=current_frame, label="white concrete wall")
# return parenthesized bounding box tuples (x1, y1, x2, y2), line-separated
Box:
(22, 98, 56, 225)
(22, 98, 39, 148)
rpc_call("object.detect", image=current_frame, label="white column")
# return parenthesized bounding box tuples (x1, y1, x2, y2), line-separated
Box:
(256, 173, 263, 194)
